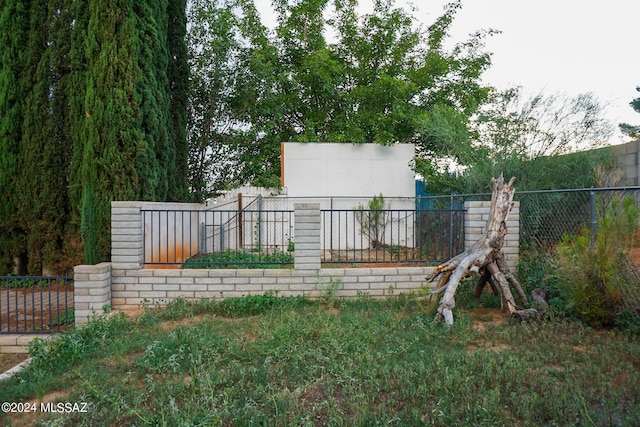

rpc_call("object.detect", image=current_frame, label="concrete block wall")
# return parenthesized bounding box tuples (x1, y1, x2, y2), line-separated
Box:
(293, 203, 321, 271)
(0, 334, 51, 354)
(613, 139, 640, 186)
(74, 262, 112, 324)
(107, 201, 435, 309)
(108, 266, 434, 309)
(103, 200, 520, 310)
(464, 201, 520, 271)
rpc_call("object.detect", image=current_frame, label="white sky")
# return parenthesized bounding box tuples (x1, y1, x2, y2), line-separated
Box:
(254, 0, 639, 145)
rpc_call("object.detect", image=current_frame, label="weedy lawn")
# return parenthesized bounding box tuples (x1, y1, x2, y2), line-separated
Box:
(1, 291, 639, 426)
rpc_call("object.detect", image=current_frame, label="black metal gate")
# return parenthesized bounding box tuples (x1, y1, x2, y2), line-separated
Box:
(0, 276, 74, 334)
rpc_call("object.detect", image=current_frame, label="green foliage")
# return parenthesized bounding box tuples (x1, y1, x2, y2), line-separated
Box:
(80, 185, 100, 265)
(183, 250, 293, 269)
(187, 0, 494, 197)
(420, 88, 616, 194)
(166, 0, 189, 201)
(0, 276, 59, 288)
(0, 0, 30, 273)
(0, 1, 189, 269)
(619, 86, 640, 138)
(554, 196, 640, 328)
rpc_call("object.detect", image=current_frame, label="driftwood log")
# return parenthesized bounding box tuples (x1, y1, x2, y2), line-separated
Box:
(426, 175, 530, 325)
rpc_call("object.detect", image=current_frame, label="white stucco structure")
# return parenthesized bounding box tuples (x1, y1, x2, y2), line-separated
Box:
(281, 143, 415, 197)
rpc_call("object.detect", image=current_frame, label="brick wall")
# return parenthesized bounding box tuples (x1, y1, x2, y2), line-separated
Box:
(101, 200, 519, 310)
(74, 262, 112, 324)
(614, 139, 640, 186)
(108, 201, 436, 309)
(464, 201, 519, 272)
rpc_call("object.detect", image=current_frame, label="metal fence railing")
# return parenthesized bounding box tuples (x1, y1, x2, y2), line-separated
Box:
(142, 209, 295, 268)
(143, 187, 640, 271)
(516, 187, 640, 250)
(142, 201, 466, 267)
(321, 208, 465, 265)
(0, 276, 74, 334)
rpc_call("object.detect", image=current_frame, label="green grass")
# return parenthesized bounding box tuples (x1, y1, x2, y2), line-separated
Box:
(183, 250, 293, 269)
(1, 293, 640, 426)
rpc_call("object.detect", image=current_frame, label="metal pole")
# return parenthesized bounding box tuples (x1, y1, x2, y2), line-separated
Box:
(590, 190, 597, 248)
(449, 195, 454, 259)
(238, 193, 243, 249)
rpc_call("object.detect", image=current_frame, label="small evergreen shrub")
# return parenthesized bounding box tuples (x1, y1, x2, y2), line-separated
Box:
(554, 196, 640, 328)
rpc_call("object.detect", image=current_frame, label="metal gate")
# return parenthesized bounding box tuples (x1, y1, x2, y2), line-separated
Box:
(0, 276, 74, 334)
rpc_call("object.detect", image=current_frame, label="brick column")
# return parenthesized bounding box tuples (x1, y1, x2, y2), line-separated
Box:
(74, 262, 111, 325)
(111, 201, 144, 271)
(293, 203, 321, 271)
(464, 200, 519, 271)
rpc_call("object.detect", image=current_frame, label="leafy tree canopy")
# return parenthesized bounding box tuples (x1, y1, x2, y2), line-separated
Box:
(619, 86, 640, 139)
(187, 0, 495, 200)
(418, 87, 616, 193)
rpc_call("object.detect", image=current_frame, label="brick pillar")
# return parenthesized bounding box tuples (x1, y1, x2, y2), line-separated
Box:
(111, 201, 144, 271)
(294, 203, 321, 271)
(464, 200, 519, 271)
(74, 262, 111, 325)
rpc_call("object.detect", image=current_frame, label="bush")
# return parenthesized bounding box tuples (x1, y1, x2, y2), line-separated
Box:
(183, 250, 292, 269)
(554, 196, 640, 328)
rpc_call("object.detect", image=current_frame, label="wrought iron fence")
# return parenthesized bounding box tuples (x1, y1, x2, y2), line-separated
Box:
(320, 208, 465, 265)
(143, 187, 639, 271)
(142, 197, 466, 267)
(0, 276, 74, 334)
(142, 209, 295, 268)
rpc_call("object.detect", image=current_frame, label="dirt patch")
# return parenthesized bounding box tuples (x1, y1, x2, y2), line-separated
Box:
(0, 353, 30, 374)
(159, 314, 209, 330)
(120, 308, 146, 319)
(627, 248, 640, 272)
(324, 247, 422, 264)
(469, 308, 508, 332)
(466, 308, 510, 353)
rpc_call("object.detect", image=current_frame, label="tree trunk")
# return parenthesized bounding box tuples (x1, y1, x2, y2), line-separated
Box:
(426, 175, 527, 325)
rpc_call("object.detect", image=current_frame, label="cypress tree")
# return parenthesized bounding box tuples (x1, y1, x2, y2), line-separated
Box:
(67, 0, 90, 262)
(18, 0, 74, 274)
(134, 0, 172, 201)
(83, 0, 143, 261)
(167, 0, 189, 201)
(0, 0, 30, 273)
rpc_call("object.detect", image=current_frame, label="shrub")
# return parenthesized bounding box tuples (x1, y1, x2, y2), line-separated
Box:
(183, 250, 292, 269)
(554, 196, 640, 328)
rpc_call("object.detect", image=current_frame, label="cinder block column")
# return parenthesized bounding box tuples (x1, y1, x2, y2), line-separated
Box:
(294, 203, 321, 271)
(74, 262, 112, 325)
(111, 201, 144, 271)
(464, 200, 519, 271)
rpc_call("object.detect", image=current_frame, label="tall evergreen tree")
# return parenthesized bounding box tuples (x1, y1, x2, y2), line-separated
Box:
(17, 1, 75, 274)
(82, 0, 144, 261)
(0, 0, 30, 273)
(80, 0, 189, 262)
(134, 0, 171, 201)
(67, 0, 90, 260)
(167, 0, 189, 201)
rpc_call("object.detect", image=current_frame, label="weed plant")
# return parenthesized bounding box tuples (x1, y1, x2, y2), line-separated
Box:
(1, 294, 639, 426)
(555, 196, 640, 329)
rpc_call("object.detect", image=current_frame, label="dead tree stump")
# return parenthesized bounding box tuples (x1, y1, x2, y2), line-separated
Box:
(426, 175, 527, 325)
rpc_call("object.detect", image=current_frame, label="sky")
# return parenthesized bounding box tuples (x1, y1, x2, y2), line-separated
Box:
(254, 0, 639, 145)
